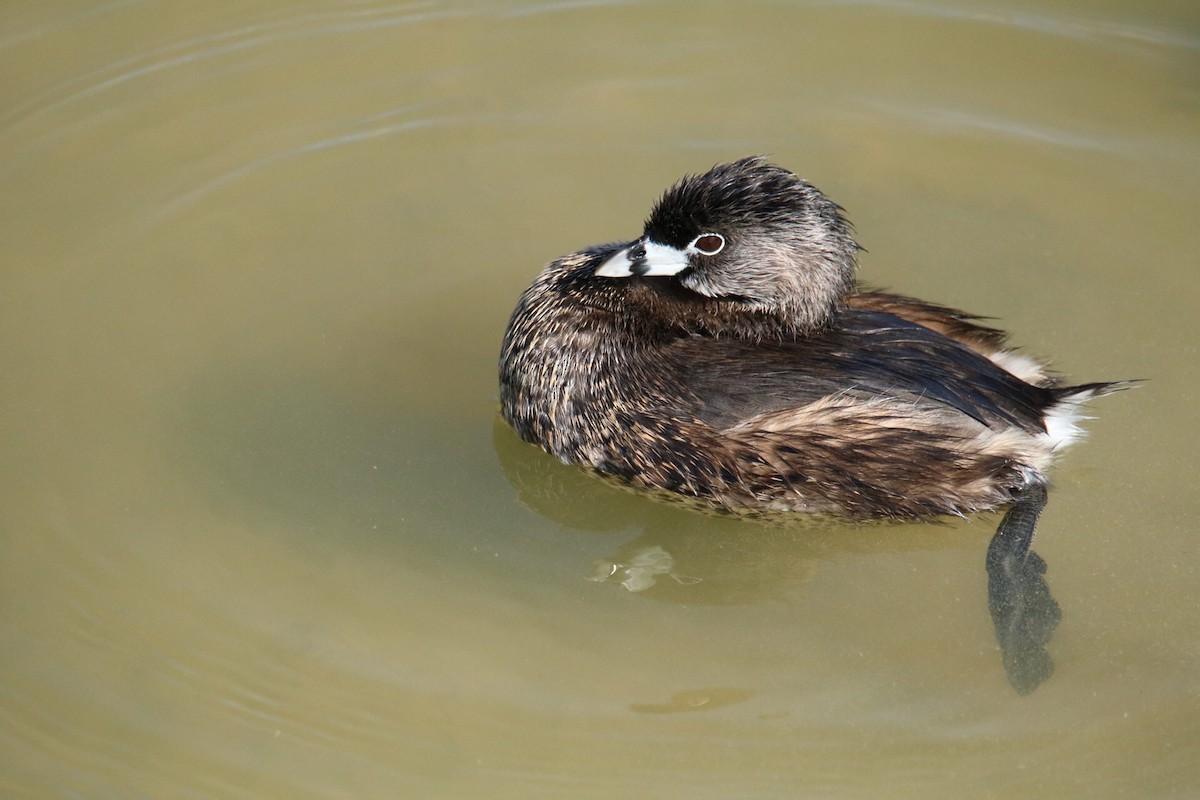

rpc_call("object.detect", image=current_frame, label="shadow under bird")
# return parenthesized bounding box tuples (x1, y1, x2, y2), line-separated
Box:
(498, 156, 1128, 692)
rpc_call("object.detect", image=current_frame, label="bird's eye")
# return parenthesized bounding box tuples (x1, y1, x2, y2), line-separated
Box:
(689, 233, 726, 256)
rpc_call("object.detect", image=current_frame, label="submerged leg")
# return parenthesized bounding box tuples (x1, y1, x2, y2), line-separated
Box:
(986, 482, 1062, 694)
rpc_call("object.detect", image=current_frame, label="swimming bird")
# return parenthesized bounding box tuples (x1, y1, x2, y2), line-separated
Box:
(499, 156, 1122, 542)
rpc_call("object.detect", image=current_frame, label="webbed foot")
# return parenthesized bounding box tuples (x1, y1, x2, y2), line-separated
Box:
(986, 483, 1061, 694)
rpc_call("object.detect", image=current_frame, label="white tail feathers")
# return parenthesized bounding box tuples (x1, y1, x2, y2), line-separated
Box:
(1043, 382, 1132, 450)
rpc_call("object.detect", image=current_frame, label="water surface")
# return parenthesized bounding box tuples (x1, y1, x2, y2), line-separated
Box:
(2, 1, 1198, 797)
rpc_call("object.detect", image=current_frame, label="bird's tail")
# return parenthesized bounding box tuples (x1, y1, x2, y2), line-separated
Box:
(1044, 379, 1139, 450)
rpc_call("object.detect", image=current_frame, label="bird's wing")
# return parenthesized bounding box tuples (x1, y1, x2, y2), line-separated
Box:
(846, 290, 1010, 353)
(662, 308, 1055, 434)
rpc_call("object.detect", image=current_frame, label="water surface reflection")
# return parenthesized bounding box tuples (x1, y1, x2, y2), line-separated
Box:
(495, 417, 1062, 692)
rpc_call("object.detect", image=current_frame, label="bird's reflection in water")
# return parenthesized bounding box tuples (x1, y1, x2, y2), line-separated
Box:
(495, 418, 1061, 693)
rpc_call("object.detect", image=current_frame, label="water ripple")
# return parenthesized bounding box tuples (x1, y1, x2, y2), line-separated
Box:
(850, 99, 1200, 180)
(0, 2, 461, 136)
(786, 0, 1200, 52)
(153, 106, 457, 219)
(0, 0, 154, 52)
(500, 0, 639, 18)
(859, 100, 1114, 152)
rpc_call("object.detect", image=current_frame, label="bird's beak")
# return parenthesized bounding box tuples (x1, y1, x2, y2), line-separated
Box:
(595, 239, 689, 278)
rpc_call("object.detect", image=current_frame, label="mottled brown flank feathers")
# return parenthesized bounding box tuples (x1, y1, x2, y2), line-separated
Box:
(596, 395, 1029, 519)
(499, 159, 1120, 520)
(724, 401, 1021, 517)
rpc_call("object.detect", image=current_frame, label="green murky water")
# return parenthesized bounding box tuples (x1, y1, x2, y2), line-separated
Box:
(2, 1, 1197, 797)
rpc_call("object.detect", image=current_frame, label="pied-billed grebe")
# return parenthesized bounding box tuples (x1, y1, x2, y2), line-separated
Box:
(499, 156, 1123, 529)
